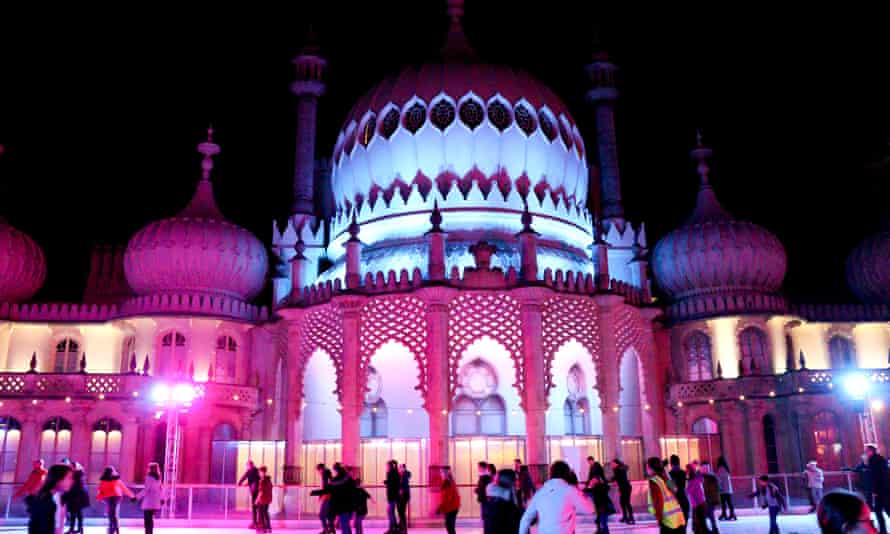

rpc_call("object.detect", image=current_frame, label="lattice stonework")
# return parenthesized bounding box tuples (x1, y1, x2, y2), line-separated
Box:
(447, 293, 523, 398)
(542, 296, 600, 395)
(85, 376, 121, 394)
(615, 307, 650, 361)
(298, 304, 344, 399)
(360, 296, 428, 396)
(0, 375, 24, 393)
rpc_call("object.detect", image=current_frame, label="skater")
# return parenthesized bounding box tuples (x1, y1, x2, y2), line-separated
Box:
(135, 462, 163, 534)
(519, 460, 594, 534)
(804, 460, 825, 514)
(646, 457, 686, 534)
(436, 466, 460, 534)
(62, 462, 89, 534)
(587, 462, 613, 534)
(517, 464, 535, 509)
(328, 463, 356, 534)
(749, 475, 785, 534)
(475, 461, 493, 520)
(16, 459, 48, 499)
(397, 463, 412, 533)
(484, 469, 521, 534)
(817, 489, 878, 534)
(669, 455, 690, 523)
(353, 478, 373, 534)
(715, 456, 737, 521)
(384, 460, 400, 534)
(255, 466, 273, 533)
(96, 466, 134, 534)
(238, 460, 262, 529)
(865, 444, 890, 534)
(26, 463, 74, 534)
(311, 463, 334, 534)
(611, 459, 635, 525)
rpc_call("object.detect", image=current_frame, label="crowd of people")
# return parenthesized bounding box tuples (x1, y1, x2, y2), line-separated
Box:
(17, 442, 890, 534)
(19, 458, 163, 534)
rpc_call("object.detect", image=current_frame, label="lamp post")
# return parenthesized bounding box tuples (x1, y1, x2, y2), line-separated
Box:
(152, 382, 198, 519)
(842, 372, 879, 448)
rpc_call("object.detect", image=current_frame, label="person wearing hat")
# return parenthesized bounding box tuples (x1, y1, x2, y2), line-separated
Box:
(804, 460, 825, 514)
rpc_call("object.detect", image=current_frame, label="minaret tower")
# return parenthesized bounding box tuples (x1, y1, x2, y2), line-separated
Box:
(585, 44, 624, 229)
(290, 30, 326, 220)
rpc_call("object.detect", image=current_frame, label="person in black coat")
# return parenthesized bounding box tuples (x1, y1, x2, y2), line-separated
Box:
(238, 460, 262, 529)
(475, 461, 492, 520)
(383, 461, 400, 534)
(866, 445, 890, 534)
(587, 462, 613, 534)
(27, 464, 74, 534)
(484, 469, 521, 534)
(669, 454, 690, 523)
(610, 459, 635, 525)
(328, 463, 357, 534)
(62, 463, 89, 534)
(397, 464, 411, 533)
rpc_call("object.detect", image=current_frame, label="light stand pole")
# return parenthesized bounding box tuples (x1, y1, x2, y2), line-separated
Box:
(152, 382, 197, 519)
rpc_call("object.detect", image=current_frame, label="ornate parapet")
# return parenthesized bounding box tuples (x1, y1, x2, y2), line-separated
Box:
(0, 295, 269, 323)
(0, 372, 260, 411)
(666, 368, 890, 406)
(790, 303, 890, 322)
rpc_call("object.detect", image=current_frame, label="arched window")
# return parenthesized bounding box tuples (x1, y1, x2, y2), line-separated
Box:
(487, 100, 512, 131)
(451, 394, 506, 436)
(739, 327, 769, 375)
(430, 100, 456, 131)
(89, 418, 122, 480)
(54, 338, 80, 373)
(160, 332, 187, 376)
(691, 417, 719, 435)
(358, 114, 376, 147)
(40, 417, 72, 464)
(0, 417, 21, 483)
(458, 99, 484, 130)
(380, 108, 400, 139)
(538, 109, 556, 141)
(360, 399, 388, 438)
(812, 411, 843, 470)
(828, 336, 855, 369)
(210, 423, 238, 484)
(403, 102, 426, 133)
(120, 336, 136, 373)
(514, 104, 536, 135)
(684, 332, 714, 381)
(564, 398, 590, 435)
(214, 335, 238, 383)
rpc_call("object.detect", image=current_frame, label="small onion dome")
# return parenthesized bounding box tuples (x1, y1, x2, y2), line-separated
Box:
(0, 219, 46, 302)
(652, 139, 787, 308)
(124, 129, 268, 302)
(846, 226, 890, 303)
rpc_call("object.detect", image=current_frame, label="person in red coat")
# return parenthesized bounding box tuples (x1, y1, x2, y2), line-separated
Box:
(255, 466, 274, 533)
(14, 460, 47, 499)
(437, 466, 461, 534)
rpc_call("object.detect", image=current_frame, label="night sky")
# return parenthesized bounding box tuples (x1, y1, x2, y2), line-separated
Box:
(1, 3, 888, 303)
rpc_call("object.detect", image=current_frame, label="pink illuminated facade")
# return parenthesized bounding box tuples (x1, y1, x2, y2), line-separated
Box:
(0, 1, 889, 513)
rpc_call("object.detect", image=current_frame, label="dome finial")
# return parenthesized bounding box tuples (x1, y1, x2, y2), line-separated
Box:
(197, 124, 221, 182)
(442, 0, 476, 60)
(690, 129, 713, 187)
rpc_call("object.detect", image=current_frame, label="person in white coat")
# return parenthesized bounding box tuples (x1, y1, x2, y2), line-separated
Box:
(804, 460, 825, 514)
(135, 463, 163, 534)
(519, 461, 594, 534)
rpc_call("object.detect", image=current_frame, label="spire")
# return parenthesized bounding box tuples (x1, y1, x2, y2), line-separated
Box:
(291, 28, 326, 217)
(585, 33, 623, 225)
(179, 126, 225, 219)
(442, 0, 477, 60)
(686, 130, 732, 225)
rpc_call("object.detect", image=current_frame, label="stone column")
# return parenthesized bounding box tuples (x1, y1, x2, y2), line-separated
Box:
(119, 416, 140, 482)
(515, 288, 548, 479)
(16, 412, 40, 482)
(419, 287, 455, 515)
(69, 406, 93, 473)
(638, 308, 661, 459)
(594, 295, 624, 466)
(585, 53, 623, 223)
(745, 403, 768, 475)
(280, 315, 305, 485)
(338, 296, 365, 471)
(290, 47, 326, 217)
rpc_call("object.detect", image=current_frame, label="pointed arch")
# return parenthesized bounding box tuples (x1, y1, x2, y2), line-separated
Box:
(297, 304, 344, 401)
(360, 296, 428, 397)
(542, 296, 600, 395)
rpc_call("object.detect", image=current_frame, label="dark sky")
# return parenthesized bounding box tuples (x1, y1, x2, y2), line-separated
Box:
(1, 3, 889, 303)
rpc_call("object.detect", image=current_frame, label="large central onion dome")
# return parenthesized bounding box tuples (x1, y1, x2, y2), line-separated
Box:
(323, 3, 591, 281)
(0, 218, 46, 302)
(846, 225, 890, 303)
(124, 131, 268, 302)
(652, 140, 787, 318)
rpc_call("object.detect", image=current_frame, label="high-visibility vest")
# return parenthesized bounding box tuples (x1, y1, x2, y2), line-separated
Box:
(648, 475, 686, 528)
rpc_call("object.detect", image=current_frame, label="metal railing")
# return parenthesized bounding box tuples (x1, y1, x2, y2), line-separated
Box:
(0, 471, 861, 522)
